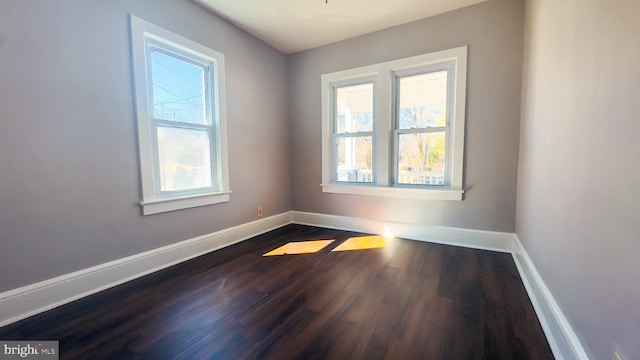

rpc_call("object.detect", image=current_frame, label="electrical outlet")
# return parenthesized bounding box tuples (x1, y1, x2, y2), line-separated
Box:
(257, 206, 263, 217)
(614, 352, 623, 360)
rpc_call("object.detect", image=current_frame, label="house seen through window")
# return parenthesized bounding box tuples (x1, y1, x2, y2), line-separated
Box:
(322, 46, 467, 201)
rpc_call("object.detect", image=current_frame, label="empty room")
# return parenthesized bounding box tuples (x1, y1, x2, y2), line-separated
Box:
(0, 0, 638, 359)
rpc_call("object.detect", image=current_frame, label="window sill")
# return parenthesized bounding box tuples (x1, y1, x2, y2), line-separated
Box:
(321, 184, 463, 201)
(140, 191, 231, 215)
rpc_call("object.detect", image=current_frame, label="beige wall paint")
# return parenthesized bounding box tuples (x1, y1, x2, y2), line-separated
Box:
(517, 0, 640, 358)
(289, 0, 525, 232)
(0, 0, 291, 291)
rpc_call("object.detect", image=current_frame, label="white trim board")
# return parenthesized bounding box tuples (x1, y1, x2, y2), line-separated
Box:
(291, 211, 517, 253)
(291, 211, 588, 360)
(512, 234, 590, 360)
(0, 210, 588, 360)
(0, 212, 291, 327)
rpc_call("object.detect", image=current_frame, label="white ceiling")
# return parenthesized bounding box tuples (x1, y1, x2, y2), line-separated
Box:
(193, 0, 487, 54)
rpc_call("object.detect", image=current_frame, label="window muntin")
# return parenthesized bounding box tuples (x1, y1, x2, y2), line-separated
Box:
(394, 67, 452, 186)
(130, 15, 230, 214)
(320, 46, 467, 201)
(147, 43, 218, 198)
(332, 82, 375, 183)
(146, 44, 218, 197)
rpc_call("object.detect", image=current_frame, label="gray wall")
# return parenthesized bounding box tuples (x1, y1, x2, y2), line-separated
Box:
(517, 0, 640, 358)
(3, 1, 637, 356)
(0, 0, 291, 292)
(289, 0, 524, 232)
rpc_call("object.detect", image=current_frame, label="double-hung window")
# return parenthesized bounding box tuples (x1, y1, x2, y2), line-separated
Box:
(322, 46, 467, 200)
(332, 80, 376, 183)
(395, 67, 451, 186)
(130, 15, 230, 215)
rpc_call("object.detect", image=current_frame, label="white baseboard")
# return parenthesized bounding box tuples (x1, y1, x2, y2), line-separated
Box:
(0, 212, 291, 327)
(512, 234, 589, 360)
(0, 210, 589, 360)
(291, 211, 516, 253)
(292, 211, 588, 360)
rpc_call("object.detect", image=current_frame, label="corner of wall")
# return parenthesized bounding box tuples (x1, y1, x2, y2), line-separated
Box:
(511, 234, 590, 360)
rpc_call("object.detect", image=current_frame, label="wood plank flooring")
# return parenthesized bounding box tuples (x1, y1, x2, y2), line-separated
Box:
(0, 225, 554, 359)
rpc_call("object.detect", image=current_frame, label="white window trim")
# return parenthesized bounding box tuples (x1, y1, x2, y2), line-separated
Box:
(130, 15, 230, 215)
(330, 78, 378, 184)
(321, 46, 467, 201)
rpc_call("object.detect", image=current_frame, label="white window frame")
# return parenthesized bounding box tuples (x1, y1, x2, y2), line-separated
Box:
(330, 78, 378, 184)
(130, 15, 230, 215)
(321, 46, 467, 201)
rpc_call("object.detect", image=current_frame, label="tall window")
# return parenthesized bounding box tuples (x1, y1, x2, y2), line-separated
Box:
(130, 15, 230, 215)
(321, 47, 467, 201)
(395, 68, 451, 186)
(332, 81, 375, 183)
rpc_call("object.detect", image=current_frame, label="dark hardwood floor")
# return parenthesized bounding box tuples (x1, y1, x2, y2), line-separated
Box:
(0, 225, 554, 359)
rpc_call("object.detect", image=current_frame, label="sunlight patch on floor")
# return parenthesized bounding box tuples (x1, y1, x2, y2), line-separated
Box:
(263, 240, 335, 256)
(332, 235, 389, 252)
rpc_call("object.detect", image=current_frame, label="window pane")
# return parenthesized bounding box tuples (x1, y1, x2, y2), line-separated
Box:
(151, 51, 207, 124)
(157, 126, 212, 191)
(398, 71, 447, 129)
(397, 132, 445, 185)
(335, 136, 373, 182)
(336, 83, 373, 133)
